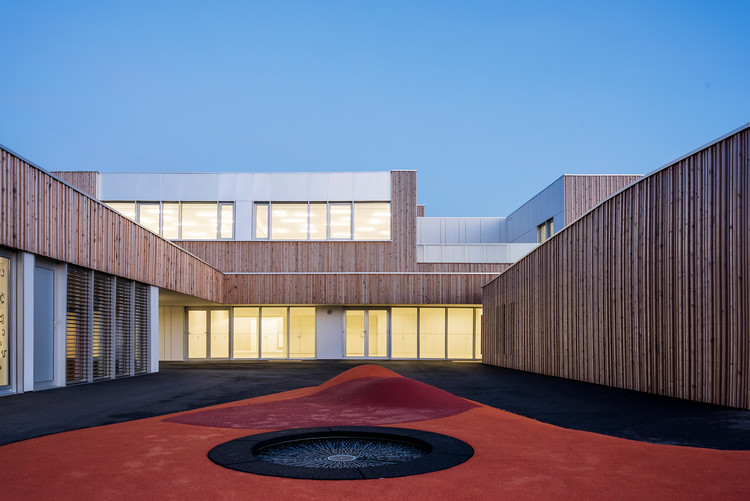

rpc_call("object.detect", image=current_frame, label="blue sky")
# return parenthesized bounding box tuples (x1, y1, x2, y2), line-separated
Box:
(1, 1, 748, 216)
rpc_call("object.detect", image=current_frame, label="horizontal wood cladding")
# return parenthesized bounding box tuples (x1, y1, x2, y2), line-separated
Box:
(224, 273, 496, 305)
(564, 175, 642, 225)
(483, 127, 750, 409)
(177, 170, 419, 273)
(51, 171, 100, 199)
(1, 148, 222, 302)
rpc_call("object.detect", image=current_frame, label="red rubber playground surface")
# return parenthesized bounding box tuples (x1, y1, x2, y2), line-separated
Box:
(1, 365, 748, 500)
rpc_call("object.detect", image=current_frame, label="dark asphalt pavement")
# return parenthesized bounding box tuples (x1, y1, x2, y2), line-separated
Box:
(0, 361, 747, 449)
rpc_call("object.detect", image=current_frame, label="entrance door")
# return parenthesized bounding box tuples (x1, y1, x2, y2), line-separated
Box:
(345, 309, 388, 358)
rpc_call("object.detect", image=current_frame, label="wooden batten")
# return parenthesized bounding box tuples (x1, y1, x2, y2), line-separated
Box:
(482, 127, 750, 410)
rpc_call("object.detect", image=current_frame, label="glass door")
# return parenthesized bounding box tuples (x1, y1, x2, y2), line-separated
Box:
(345, 310, 365, 357)
(345, 309, 388, 358)
(187, 310, 207, 359)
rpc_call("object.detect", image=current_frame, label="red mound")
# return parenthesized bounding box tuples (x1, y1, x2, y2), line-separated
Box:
(165, 372, 478, 429)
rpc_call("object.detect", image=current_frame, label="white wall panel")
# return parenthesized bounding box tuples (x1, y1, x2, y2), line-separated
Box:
(158, 306, 184, 361)
(353, 172, 391, 200)
(270, 173, 310, 200)
(417, 243, 537, 263)
(235, 174, 254, 201)
(466, 219, 481, 243)
(328, 172, 354, 200)
(100, 173, 138, 200)
(444, 219, 461, 244)
(217, 173, 238, 201)
(252, 173, 271, 201)
(506, 176, 565, 243)
(480, 218, 502, 243)
(308, 173, 329, 200)
(179, 174, 219, 200)
(134, 174, 162, 200)
(160, 174, 180, 201)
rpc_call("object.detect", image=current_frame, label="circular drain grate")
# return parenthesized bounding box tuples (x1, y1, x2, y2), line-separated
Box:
(209, 426, 473, 480)
(255, 436, 427, 469)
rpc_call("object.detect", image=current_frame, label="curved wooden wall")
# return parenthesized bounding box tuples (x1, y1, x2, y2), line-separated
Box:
(0, 147, 223, 302)
(482, 125, 750, 409)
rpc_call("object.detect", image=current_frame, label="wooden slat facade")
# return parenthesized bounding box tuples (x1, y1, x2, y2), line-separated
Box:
(52, 171, 100, 199)
(1, 147, 223, 302)
(482, 126, 750, 409)
(563, 174, 642, 225)
(224, 273, 497, 305)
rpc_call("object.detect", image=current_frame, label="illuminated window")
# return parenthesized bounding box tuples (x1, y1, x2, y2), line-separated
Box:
(391, 308, 418, 358)
(257, 202, 390, 241)
(233, 307, 259, 358)
(272, 203, 308, 240)
(181, 203, 218, 240)
(220, 204, 234, 239)
(368, 310, 388, 358)
(256, 204, 269, 239)
(309, 203, 327, 240)
(162, 203, 180, 239)
(537, 218, 554, 243)
(475, 308, 482, 359)
(138, 203, 160, 234)
(187, 310, 207, 359)
(210, 310, 230, 358)
(419, 308, 445, 359)
(107, 202, 136, 221)
(289, 307, 316, 358)
(354, 202, 391, 240)
(447, 308, 474, 359)
(329, 203, 352, 239)
(0, 256, 10, 386)
(261, 307, 287, 358)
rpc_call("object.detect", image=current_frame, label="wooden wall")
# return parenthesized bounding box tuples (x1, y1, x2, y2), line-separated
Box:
(482, 126, 750, 409)
(224, 273, 494, 305)
(1, 148, 223, 302)
(564, 174, 642, 224)
(52, 171, 100, 199)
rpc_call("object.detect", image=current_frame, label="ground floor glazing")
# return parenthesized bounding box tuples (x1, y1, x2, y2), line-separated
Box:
(159, 305, 483, 361)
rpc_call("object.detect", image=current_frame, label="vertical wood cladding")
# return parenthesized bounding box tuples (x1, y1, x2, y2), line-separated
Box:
(223, 273, 495, 305)
(0, 147, 222, 302)
(177, 170, 419, 273)
(564, 175, 642, 225)
(483, 127, 750, 409)
(51, 171, 100, 199)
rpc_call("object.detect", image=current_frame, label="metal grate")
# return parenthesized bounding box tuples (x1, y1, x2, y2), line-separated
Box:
(133, 283, 149, 374)
(66, 266, 91, 384)
(92, 272, 112, 380)
(256, 437, 426, 469)
(114, 279, 132, 377)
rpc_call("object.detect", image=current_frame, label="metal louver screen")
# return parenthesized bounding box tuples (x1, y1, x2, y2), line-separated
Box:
(66, 266, 91, 384)
(134, 283, 149, 374)
(115, 279, 133, 378)
(92, 273, 113, 380)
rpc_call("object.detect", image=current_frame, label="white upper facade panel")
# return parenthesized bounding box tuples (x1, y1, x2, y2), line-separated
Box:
(505, 176, 565, 244)
(100, 171, 392, 202)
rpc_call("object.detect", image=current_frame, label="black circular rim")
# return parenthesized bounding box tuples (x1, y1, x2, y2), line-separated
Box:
(208, 426, 474, 480)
